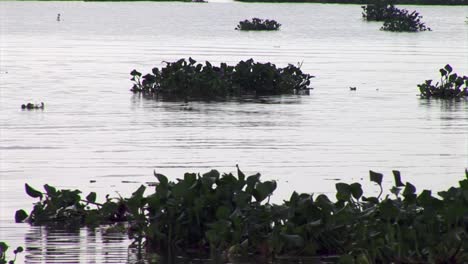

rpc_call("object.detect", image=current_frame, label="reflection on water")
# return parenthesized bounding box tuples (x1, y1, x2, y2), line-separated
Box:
(23, 225, 129, 263)
(0, 1, 467, 263)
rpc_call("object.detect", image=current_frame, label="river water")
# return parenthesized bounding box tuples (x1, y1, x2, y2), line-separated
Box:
(0, 1, 467, 263)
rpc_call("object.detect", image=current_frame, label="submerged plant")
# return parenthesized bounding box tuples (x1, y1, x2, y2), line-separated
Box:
(0, 242, 23, 264)
(235, 18, 281, 31)
(130, 58, 313, 100)
(418, 64, 468, 99)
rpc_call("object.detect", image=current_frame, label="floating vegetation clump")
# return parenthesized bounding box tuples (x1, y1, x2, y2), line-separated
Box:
(0, 242, 23, 264)
(418, 64, 468, 99)
(17, 167, 468, 263)
(381, 8, 431, 32)
(361, 0, 399, 21)
(362, 1, 431, 32)
(130, 58, 313, 100)
(235, 18, 281, 31)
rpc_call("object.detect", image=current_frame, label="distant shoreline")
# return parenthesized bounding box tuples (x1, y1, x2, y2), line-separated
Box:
(235, 0, 467, 5)
(11, 0, 468, 4)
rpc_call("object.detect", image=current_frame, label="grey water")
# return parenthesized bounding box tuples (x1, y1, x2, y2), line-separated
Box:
(0, 1, 467, 263)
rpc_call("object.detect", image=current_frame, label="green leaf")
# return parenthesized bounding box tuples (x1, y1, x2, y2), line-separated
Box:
(253, 181, 276, 202)
(350, 182, 363, 199)
(43, 184, 57, 196)
(131, 185, 146, 199)
(369, 170, 383, 186)
(403, 182, 416, 196)
(25, 183, 43, 199)
(392, 170, 404, 187)
(444, 64, 452, 73)
(86, 192, 97, 203)
(130, 69, 141, 77)
(440, 68, 447, 77)
(336, 183, 351, 201)
(154, 171, 168, 186)
(15, 209, 28, 223)
(0, 242, 8, 253)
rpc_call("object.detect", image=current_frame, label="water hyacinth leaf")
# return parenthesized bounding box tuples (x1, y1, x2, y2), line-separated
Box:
(0, 242, 7, 252)
(403, 182, 416, 196)
(130, 69, 141, 77)
(335, 183, 352, 201)
(188, 57, 196, 65)
(44, 184, 57, 196)
(154, 171, 168, 186)
(350, 182, 363, 199)
(369, 170, 383, 186)
(392, 170, 404, 187)
(15, 209, 28, 223)
(439, 68, 447, 77)
(25, 183, 43, 199)
(131, 185, 146, 199)
(444, 64, 453, 73)
(86, 192, 97, 203)
(253, 181, 276, 202)
(236, 164, 245, 183)
(390, 186, 401, 196)
(448, 73, 458, 82)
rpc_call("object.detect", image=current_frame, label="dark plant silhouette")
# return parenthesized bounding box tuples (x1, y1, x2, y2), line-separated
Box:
(130, 58, 313, 100)
(418, 64, 468, 99)
(235, 18, 281, 31)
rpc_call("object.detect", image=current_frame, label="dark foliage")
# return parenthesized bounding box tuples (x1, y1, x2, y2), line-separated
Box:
(381, 8, 431, 32)
(0, 242, 23, 264)
(17, 167, 468, 263)
(418, 64, 468, 99)
(235, 18, 281, 31)
(361, 0, 399, 21)
(130, 58, 313, 100)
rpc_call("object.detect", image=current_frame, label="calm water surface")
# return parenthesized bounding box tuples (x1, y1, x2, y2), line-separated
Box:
(0, 2, 467, 263)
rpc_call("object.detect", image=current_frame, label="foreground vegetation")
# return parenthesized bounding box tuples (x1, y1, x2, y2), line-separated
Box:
(418, 64, 468, 99)
(235, 18, 281, 31)
(16, 167, 468, 263)
(0, 242, 23, 264)
(235, 0, 467, 4)
(130, 58, 313, 100)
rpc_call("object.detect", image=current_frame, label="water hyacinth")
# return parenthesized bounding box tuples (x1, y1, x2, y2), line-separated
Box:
(418, 64, 468, 99)
(361, 0, 399, 21)
(235, 18, 281, 31)
(130, 58, 313, 100)
(381, 8, 431, 32)
(16, 167, 468, 263)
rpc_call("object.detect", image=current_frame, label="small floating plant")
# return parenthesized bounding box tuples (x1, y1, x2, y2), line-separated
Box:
(130, 58, 313, 100)
(235, 18, 281, 31)
(0, 242, 23, 264)
(418, 64, 468, 99)
(21, 102, 44, 110)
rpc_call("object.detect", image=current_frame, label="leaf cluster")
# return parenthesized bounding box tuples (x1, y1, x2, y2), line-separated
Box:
(0, 242, 23, 264)
(130, 58, 313, 100)
(17, 168, 468, 263)
(362, 1, 431, 32)
(235, 18, 281, 31)
(16, 184, 128, 226)
(418, 64, 468, 99)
